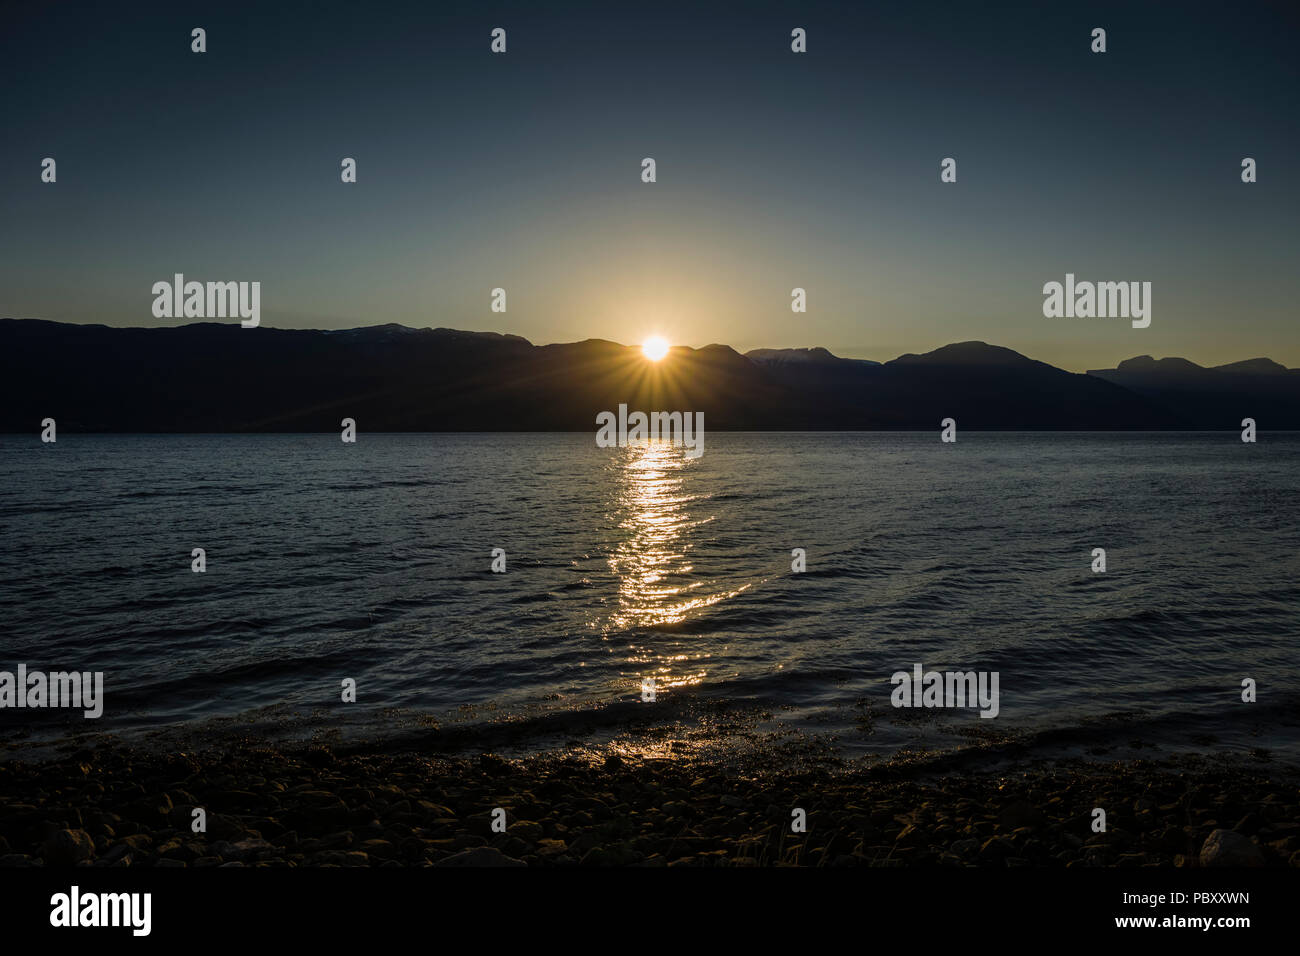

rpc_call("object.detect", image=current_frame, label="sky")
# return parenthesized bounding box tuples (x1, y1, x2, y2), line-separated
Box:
(1, 0, 1296, 372)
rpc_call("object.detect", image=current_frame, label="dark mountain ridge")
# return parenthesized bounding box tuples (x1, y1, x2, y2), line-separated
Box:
(1088, 353, 1300, 429)
(1, 319, 1295, 431)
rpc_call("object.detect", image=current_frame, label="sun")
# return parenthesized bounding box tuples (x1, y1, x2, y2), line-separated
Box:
(642, 336, 670, 361)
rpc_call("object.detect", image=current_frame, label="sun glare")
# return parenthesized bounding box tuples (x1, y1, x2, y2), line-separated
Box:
(642, 336, 670, 361)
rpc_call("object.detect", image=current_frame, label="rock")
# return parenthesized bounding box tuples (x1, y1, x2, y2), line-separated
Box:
(510, 821, 544, 841)
(157, 839, 201, 863)
(478, 754, 510, 776)
(720, 795, 746, 809)
(246, 816, 285, 839)
(99, 843, 133, 865)
(499, 836, 528, 856)
(123, 793, 173, 822)
(950, 838, 980, 858)
(303, 748, 334, 768)
(360, 839, 398, 859)
(434, 846, 526, 867)
(211, 838, 273, 862)
(1083, 845, 1113, 866)
(1199, 829, 1265, 867)
(998, 801, 1045, 830)
(207, 814, 256, 841)
(1153, 827, 1186, 853)
(43, 829, 95, 866)
(301, 831, 354, 852)
(1109, 828, 1137, 849)
(978, 836, 1015, 863)
(167, 804, 198, 829)
(121, 834, 154, 852)
(581, 845, 641, 866)
(1233, 813, 1265, 835)
(415, 800, 456, 819)
(896, 824, 925, 846)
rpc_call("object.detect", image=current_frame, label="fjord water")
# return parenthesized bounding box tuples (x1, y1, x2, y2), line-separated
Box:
(2, 432, 1297, 763)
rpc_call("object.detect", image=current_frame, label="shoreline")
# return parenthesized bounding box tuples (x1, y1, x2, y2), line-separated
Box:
(2, 741, 1296, 868)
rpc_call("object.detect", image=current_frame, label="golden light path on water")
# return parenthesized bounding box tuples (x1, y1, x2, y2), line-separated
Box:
(602, 439, 750, 696)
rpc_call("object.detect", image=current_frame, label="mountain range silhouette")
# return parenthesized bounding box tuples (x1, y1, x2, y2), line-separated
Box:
(3, 319, 1297, 431)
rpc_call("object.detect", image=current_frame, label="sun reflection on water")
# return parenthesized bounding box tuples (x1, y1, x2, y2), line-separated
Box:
(603, 439, 748, 695)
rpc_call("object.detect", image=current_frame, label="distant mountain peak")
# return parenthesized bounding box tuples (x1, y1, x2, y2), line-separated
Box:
(1113, 355, 1205, 374)
(1099, 355, 1292, 378)
(745, 347, 880, 367)
(889, 341, 1036, 367)
(1212, 357, 1288, 375)
(428, 327, 532, 345)
(315, 324, 535, 346)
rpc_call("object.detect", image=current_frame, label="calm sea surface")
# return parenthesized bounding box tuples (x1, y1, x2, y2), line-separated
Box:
(2, 432, 1297, 763)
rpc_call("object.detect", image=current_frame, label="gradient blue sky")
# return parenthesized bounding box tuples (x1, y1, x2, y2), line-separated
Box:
(1, 0, 1296, 371)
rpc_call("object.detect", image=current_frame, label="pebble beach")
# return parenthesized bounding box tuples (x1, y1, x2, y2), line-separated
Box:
(2, 742, 1296, 868)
